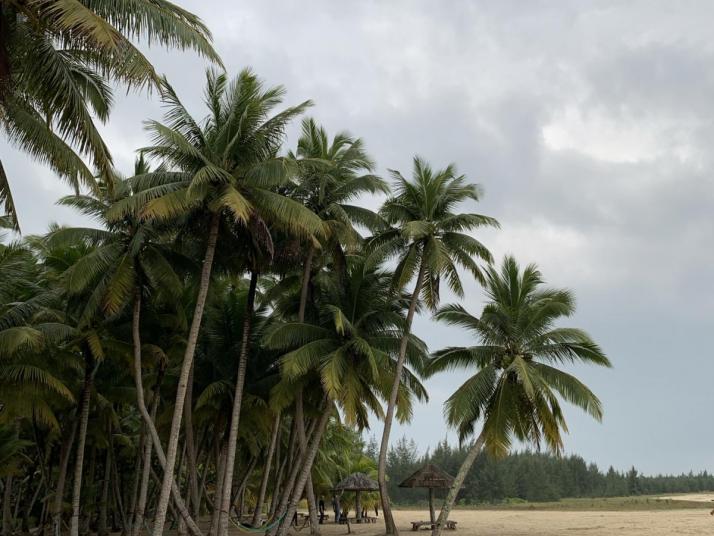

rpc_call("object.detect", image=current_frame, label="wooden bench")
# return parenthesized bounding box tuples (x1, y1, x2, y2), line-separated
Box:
(411, 520, 457, 531)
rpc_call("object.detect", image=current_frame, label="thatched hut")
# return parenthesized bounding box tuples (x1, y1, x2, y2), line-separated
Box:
(333, 473, 378, 522)
(398, 464, 455, 523)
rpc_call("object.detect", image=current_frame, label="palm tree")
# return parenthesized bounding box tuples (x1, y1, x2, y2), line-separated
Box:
(0, 0, 221, 229)
(285, 118, 387, 530)
(266, 257, 428, 536)
(111, 68, 323, 536)
(369, 156, 498, 534)
(427, 256, 611, 536)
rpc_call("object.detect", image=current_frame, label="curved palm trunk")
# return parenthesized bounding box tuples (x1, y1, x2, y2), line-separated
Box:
(131, 290, 202, 536)
(52, 419, 77, 536)
(295, 246, 320, 534)
(152, 212, 220, 536)
(217, 270, 259, 536)
(133, 375, 162, 536)
(275, 401, 332, 536)
(432, 432, 485, 536)
(183, 365, 200, 518)
(251, 412, 281, 526)
(69, 356, 94, 536)
(378, 261, 426, 536)
(294, 392, 319, 534)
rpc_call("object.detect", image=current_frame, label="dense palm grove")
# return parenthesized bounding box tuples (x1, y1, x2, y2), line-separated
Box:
(0, 3, 613, 536)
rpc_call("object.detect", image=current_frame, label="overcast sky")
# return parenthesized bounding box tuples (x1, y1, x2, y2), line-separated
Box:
(4, 1, 713, 475)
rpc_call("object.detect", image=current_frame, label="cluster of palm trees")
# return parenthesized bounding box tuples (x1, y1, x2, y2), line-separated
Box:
(0, 3, 611, 536)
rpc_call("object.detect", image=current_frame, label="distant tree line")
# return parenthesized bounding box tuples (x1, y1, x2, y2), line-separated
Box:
(371, 437, 714, 504)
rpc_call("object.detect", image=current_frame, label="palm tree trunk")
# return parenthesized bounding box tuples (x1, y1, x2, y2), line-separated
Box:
(295, 246, 320, 534)
(297, 245, 314, 321)
(233, 456, 257, 518)
(111, 435, 127, 532)
(52, 418, 77, 536)
(98, 447, 112, 536)
(378, 260, 426, 536)
(152, 212, 220, 536)
(2, 474, 14, 536)
(131, 289, 203, 536)
(217, 270, 258, 536)
(134, 385, 159, 536)
(294, 392, 319, 534)
(275, 400, 332, 536)
(183, 365, 200, 518)
(431, 432, 485, 536)
(209, 442, 227, 536)
(69, 355, 94, 536)
(268, 423, 292, 519)
(127, 430, 144, 536)
(251, 412, 280, 525)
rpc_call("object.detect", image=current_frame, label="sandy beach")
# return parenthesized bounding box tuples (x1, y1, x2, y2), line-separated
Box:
(288, 506, 714, 536)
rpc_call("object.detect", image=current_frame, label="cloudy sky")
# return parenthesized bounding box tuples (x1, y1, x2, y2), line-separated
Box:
(4, 1, 713, 475)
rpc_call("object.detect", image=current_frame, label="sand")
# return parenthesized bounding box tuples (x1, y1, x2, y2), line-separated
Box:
(291, 508, 714, 536)
(657, 493, 714, 503)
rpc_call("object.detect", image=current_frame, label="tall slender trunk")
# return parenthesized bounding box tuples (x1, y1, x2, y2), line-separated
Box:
(111, 436, 127, 532)
(275, 401, 332, 536)
(2, 474, 13, 536)
(251, 413, 280, 525)
(217, 270, 258, 536)
(134, 375, 161, 536)
(98, 448, 112, 536)
(297, 245, 314, 321)
(69, 355, 95, 536)
(52, 419, 77, 536)
(183, 365, 200, 518)
(271, 420, 301, 533)
(432, 432, 485, 536)
(269, 423, 293, 519)
(233, 456, 257, 518)
(131, 289, 203, 536)
(152, 212, 220, 536)
(127, 431, 144, 536)
(378, 260, 426, 536)
(294, 393, 319, 534)
(295, 246, 319, 533)
(209, 442, 227, 536)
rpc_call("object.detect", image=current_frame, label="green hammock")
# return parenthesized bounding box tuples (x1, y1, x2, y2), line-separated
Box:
(230, 513, 286, 534)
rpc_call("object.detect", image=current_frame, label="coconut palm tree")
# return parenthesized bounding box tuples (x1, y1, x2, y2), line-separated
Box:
(284, 118, 387, 530)
(110, 68, 323, 536)
(266, 257, 428, 536)
(427, 256, 611, 536)
(0, 0, 221, 229)
(369, 156, 498, 534)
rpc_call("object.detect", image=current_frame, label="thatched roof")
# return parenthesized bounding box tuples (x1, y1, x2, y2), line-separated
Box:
(398, 464, 455, 489)
(333, 472, 379, 491)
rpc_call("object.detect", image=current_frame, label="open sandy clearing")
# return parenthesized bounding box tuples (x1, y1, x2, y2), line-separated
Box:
(282, 509, 714, 536)
(658, 493, 714, 503)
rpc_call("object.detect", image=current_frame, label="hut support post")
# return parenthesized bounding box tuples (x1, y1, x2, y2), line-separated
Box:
(428, 488, 435, 524)
(355, 491, 361, 522)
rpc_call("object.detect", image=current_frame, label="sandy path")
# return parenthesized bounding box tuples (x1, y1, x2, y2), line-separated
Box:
(290, 509, 714, 536)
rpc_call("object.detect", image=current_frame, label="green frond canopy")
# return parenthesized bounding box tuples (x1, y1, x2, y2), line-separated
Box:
(429, 255, 611, 457)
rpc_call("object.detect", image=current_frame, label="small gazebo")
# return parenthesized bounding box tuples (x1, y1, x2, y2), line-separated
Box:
(398, 464, 455, 523)
(333, 472, 379, 522)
